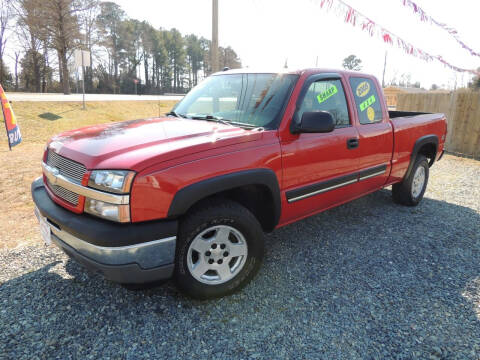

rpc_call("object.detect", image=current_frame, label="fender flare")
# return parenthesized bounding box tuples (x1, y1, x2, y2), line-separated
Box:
(404, 134, 438, 180)
(167, 169, 281, 228)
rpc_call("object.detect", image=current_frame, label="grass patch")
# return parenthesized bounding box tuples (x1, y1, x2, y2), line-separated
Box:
(0, 100, 176, 249)
(12, 100, 178, 145)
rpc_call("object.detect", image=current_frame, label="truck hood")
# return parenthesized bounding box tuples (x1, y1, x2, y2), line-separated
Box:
(48, 117, 263, 171)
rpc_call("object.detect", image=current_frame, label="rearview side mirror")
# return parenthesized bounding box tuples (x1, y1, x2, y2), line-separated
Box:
(292, 111, 335, 134)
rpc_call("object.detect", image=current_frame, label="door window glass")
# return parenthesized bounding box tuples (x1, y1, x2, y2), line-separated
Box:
(349, 77, 383, 124)
(298, 79, 350, 128)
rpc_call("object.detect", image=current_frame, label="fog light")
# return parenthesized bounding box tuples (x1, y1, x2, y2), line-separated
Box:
(84, 198, 130, 222)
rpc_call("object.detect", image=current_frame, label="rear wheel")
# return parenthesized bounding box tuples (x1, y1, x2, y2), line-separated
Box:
(392, 155, 429, 206)
(174, 199, 264, 299)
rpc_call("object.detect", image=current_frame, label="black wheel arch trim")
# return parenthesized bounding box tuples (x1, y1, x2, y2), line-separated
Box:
(404, 134, 438, 180)
(167, 169, 282, 229)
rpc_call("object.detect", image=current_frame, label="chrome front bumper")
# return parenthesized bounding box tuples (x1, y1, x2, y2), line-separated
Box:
(32, 177, 178, 284)
(47, 219, 176, 269)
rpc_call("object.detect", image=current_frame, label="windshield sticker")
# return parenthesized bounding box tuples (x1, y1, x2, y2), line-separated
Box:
(356, 81, 370, 97)
(317, 85, 338, 104)
(367, 106, 375, 121)
(359, 95, 376, 111)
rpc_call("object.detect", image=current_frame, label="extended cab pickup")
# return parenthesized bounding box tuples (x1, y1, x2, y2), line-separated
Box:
(32, 68, 447, 298)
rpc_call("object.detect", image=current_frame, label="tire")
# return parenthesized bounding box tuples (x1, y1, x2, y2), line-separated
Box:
(174, 198, 264, 299)
(392, 155, 429, 206)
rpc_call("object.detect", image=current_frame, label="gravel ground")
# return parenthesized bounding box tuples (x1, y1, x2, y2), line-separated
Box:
(1, 154, 479, 359)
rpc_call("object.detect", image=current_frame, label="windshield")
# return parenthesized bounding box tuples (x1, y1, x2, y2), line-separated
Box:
(173, 73, 298, 129)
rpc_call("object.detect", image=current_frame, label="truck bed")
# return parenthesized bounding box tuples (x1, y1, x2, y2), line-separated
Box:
(388, 111, 447, 183)
(389, 110, 430, 118)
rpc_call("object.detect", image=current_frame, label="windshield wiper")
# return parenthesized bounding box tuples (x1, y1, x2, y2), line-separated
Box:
(186, 114, 234, 127)
(166, 110, 188, 118)
(186, 113, 264, 130)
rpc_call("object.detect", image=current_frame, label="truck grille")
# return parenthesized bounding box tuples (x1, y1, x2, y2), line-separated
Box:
(46, 150, 86, 183)
(46, 179, 80, 206)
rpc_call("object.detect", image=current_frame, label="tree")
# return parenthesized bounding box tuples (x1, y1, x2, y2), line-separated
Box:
(96, 1, 125, 93)
(118, 19, 143, 93)
(10, 50, 20, 90)
(79, 0, 99, 92)
(19, 49, 52, 91)
(470, 68, 480, 90)
(218, 46, 241, 70)
(398, 73, 412, 87)
(0, 62, 13, 88)
(342, 54, 362, 71)
(430, 84, 438, 91)
(10, 0, 242, 94)
(151, 29, 168, 92)
(139, 21, 155, 91)
(15, 0, 44, 92)
(185, 34, 204, 87)
(0, 0, 15, 86)
(40, 0, 84, 94)
(165, 28, 185, 92)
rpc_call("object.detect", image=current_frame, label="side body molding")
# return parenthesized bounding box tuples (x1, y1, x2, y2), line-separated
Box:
(404, 134, 439, 180)
(167, 169, 282, 228)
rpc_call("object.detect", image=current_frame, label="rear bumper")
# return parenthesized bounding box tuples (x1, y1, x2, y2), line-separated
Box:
(31, 177, 178, 284)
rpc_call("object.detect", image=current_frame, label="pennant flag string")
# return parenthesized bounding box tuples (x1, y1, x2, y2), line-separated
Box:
(317, 0, 479, 75)
(400, 0, 480, 58)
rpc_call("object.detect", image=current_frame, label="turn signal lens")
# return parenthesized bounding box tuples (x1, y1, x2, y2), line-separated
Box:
(84, 198, 130, 222)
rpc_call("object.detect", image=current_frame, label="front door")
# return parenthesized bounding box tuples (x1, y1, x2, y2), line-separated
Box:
(280, 75, 361, 223)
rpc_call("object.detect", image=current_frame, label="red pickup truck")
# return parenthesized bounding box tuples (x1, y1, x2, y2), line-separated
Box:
(32, 68, 447, 299)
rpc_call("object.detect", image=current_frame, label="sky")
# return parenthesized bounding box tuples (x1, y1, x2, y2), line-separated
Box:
(109, 0, 480, 89)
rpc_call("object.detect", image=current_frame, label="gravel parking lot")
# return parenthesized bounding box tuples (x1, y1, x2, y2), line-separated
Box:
(1, 154, 479, 359)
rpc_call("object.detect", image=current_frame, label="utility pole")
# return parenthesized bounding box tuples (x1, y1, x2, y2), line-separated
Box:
(211, 0, 219, 73)
(382, 50, 387, 88)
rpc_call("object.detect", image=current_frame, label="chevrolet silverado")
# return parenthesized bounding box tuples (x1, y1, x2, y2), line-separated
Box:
(32, 68, 447, 299)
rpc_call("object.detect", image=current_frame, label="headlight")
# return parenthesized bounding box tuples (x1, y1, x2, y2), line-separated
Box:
(84, 198, 130, 222)
(88, 170, 135, 194)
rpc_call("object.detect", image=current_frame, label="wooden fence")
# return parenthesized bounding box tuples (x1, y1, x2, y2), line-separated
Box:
(397, 92, 480, 160)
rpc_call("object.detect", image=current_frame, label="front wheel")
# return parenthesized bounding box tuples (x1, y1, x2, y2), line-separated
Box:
(174, 199, 264, 299)
(392, 155, 429, 206)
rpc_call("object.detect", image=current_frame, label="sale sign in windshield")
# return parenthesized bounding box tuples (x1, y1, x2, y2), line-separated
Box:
(0, 85, 21, 149)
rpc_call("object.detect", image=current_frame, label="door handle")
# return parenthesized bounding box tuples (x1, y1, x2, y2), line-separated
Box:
(347, 138, 359, 149)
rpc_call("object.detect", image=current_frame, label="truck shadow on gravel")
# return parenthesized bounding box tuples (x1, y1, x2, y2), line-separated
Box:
(1, 190, 480, 359)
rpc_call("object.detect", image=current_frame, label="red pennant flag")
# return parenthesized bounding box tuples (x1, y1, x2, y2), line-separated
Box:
(1, 85, 22, 149)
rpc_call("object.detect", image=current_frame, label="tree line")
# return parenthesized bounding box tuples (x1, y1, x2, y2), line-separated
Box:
(0, 0, 242, 94)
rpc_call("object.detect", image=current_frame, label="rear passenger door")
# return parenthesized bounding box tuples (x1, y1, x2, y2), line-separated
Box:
(347, 76, 393, 192)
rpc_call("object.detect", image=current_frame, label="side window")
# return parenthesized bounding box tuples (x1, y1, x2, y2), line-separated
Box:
(298, 79, 350, 128)
(349, 77, 383, 124)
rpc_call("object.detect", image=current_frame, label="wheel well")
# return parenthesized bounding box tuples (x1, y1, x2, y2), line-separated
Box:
(418, 142, 437, 166)
(185, 185, 277, 233)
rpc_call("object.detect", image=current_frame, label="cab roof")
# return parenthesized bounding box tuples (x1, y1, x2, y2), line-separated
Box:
(213, 67, 375, 79)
